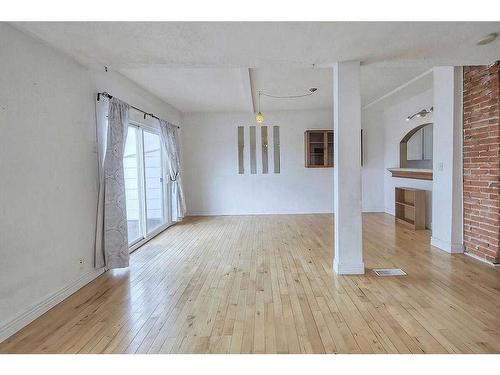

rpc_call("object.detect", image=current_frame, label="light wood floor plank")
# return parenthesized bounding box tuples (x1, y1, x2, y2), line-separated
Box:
(1, 213, 499, 354)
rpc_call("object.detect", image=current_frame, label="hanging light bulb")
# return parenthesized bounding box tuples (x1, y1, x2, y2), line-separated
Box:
(255, 91, 264, 123)
(255, 111, 264, 123)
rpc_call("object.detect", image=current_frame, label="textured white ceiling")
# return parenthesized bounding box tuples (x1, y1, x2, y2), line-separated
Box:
(365, 70, 434, 110)
(250, 67, 332, 111)
(120, 67, 253, 112)
(12, 22, 500, 111)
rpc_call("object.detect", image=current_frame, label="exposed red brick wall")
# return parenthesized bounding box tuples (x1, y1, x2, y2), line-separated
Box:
(463, 62, 500, 264)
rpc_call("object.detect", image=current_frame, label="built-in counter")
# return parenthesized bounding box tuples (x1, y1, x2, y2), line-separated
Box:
(387, 168, 433, 181)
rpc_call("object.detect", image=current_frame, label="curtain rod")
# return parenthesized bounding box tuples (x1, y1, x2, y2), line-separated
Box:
(96, 92, 180, 129)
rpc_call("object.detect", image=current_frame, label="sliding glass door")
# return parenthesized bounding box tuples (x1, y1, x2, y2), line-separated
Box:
(143, 131, 164, 233)
(124, 124, 170, 250)
(124, 126, 143, 245)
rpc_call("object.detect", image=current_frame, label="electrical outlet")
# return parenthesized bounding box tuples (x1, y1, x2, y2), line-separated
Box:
(79, 258, 84, 269)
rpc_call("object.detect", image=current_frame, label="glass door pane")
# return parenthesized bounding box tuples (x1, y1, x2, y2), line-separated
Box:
(309, 131, 325, 166)
(124, 126, 144, 245)
(143, 131, 164, 233)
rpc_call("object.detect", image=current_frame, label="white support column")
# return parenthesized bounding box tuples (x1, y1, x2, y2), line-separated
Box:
(431, 66, 464, 253)
(333, 61, 364, 274)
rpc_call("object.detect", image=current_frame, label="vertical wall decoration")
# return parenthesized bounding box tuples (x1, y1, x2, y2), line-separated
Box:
(249, 126, 257, 174)
(261, 126, 268, 174)
(238, 126, 244, 174)
(237, 125, 280, 175)
(273, 126, 280, 173)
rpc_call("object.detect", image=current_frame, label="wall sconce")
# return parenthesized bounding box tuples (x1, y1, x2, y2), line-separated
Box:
(406, 107, 433, 121)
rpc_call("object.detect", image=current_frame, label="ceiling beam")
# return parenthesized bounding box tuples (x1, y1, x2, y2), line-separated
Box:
(363, 68, 433, 109)
(240, 68, 255, 113)
(248, 68, 258, 113)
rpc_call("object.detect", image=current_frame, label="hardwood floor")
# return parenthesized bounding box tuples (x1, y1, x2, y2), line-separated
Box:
(1, 213, 499, 354)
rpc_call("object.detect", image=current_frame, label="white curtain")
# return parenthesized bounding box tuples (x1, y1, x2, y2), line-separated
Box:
(94, 97, 130, 269)
(159, 119, 186, 221)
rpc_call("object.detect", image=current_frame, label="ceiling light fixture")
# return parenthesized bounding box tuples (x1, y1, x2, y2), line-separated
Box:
(255, 91, 264, 123)
(477, 33, 498, 46)
(260, 87, 318, 99)
(255, 88, 318, 124)
(406, 106, 433, 121)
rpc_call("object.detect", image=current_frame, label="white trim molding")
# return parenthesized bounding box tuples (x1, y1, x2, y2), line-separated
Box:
(0, 268, 105, 344)
(430, 236, 464, 254)
(361, 207, 385, 213)
(333, 260, 365, 275)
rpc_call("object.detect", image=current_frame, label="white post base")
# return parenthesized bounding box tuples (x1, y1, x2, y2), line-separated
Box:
(430, 237, 464, 254)
(333, 259, 365, 275)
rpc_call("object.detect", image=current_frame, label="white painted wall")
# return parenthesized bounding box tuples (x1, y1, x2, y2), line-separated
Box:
(382, 89, 434, 229)
(182, 105, 386, 216)
(361, 108, 385, 212)
(181, 110, 334, 215)
(0, 23, 181, 341)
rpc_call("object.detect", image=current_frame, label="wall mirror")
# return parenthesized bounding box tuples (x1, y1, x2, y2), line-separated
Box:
(400, 123, 433, 169)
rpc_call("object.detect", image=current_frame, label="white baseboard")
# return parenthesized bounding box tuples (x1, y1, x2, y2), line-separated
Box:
(430, 237, 464, 254)
(464, 251, 500, 267)
(188, 210, 383, 216)
(188, 211, 334, 216)
(333, 260, 365, 275)
(361, 207, 385, 213)
(0, 268, 105, 344)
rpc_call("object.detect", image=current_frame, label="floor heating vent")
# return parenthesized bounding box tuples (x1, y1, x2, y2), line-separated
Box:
(373, 268, 407, 276)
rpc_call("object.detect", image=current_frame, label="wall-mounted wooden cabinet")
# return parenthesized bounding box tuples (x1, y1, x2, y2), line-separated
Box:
(305, 130, 333, 168)
(304, 129, 364, 168)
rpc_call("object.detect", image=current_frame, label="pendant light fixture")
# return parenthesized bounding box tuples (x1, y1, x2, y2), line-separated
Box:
(255, 91, 264, 123)
(255, 87, 318, 124)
